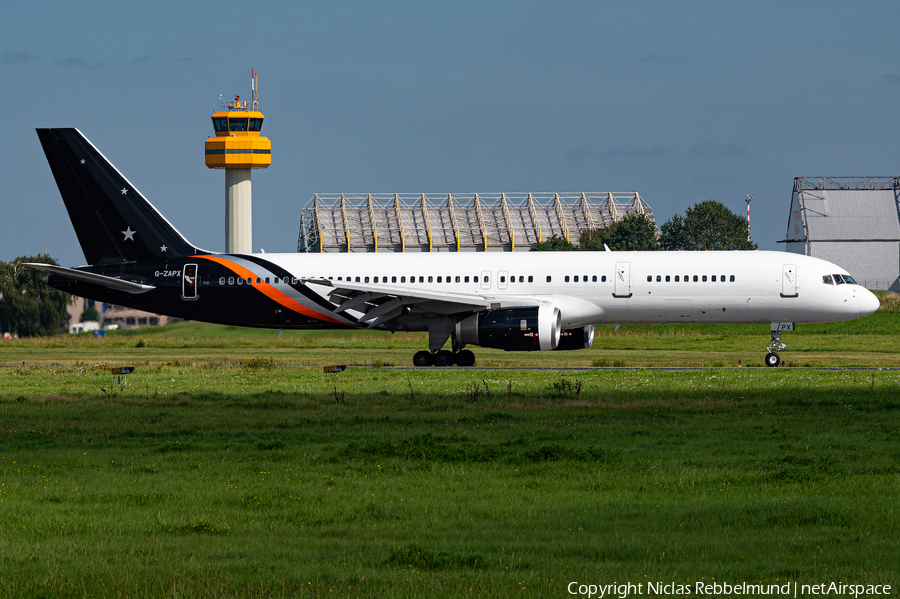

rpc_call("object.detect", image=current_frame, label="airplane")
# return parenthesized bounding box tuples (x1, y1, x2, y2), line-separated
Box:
(29, 128, 880, 368)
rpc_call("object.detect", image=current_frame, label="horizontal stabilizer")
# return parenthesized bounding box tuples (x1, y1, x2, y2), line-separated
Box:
(25, 263, 156, 294)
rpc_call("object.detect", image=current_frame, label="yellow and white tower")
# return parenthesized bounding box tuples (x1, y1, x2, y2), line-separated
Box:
(205, 70, 271, 253)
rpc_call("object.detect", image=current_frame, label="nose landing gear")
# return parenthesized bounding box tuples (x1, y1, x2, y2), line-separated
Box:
(764, 323, 791, 367)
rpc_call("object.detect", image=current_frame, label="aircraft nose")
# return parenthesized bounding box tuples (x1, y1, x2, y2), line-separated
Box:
(860, 289, 880, 318)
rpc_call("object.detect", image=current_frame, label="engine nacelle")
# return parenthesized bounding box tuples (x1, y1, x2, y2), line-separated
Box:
(456, 306, 561, 351)
(554, 325, 595, 351)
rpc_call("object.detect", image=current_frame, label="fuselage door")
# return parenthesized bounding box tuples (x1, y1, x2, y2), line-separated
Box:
(613, 262, 632, 298)
(182, 263, 199, 300)
(781, 264, 798, 298)
(480, 270, 492, 290)
(498, 270, 509, 290)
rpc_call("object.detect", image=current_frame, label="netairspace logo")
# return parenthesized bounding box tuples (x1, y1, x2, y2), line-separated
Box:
(567, 581, 893, 598)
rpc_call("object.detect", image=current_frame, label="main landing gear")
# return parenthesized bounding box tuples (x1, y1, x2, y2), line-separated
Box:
(764, 326, 789, 367)
(412, 349, 476, 367)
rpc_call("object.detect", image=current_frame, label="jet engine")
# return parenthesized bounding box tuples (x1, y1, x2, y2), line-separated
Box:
(554, 325, 595, 350)
(455, 306, 561, 351)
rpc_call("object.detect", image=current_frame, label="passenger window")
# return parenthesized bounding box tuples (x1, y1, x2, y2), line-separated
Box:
(392, 276, 397, 283)
(465, 276, 470, 283)
(264, 277, 269, 284)
(529, 276, 534, 283)
(711, 275, 716, 282)
(364, 276, 370, 283)
(565, 276, 570, 282)
(437, 276, 442, 283)
(692, 275, 698, 282)
(520, 276, 525, 283)
(419, 276, 424, 283)
(675, 275, 680, 282)
(823, 275, 833, 285)
(428, 276, 433, 283)
(647, 275, 651, 282)
(292, 278, 298, 284)
(474, 276, 479, 283)
(227, 277, 234, 285)
(702, 275, 707, 282)
(601, 275, 606, 282)
(546, 276, 552, 283)
(484, 276, 489, 283)
(219, 277, 225, 285)
(730, 275, 735, 282)
(237, 277, 243, 285)
(574, 276, 579, 282)
(456, 276, 461, 283)
(247, 278, 252, 285)
(665, 275, 670, 282)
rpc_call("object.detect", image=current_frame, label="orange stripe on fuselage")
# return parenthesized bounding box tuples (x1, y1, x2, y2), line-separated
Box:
(197, 255, 345, 325)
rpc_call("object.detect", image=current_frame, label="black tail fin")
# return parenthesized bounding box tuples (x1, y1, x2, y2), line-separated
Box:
(36, 128, 206, 265)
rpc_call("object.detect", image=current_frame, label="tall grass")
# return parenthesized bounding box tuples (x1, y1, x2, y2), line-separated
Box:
(1, 366, 898, 597)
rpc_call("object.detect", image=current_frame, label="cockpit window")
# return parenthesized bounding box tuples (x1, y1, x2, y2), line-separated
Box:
(833, 274, 845, 285)
(842, 274, 857, 285)
(822, 275, 833, 285)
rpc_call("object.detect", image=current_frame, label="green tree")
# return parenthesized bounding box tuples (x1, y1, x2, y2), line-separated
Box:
(0, 254, 70, 337)
(530, 235, 577, 251)
(80, 307, 99, 322)
(579, 214, 659, 251)
(659, 200, 757, 251)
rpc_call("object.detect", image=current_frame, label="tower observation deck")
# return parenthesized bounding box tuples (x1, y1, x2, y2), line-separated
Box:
(205, 70, 271, 253)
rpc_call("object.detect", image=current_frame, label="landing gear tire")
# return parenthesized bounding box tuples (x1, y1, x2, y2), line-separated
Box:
(456, 349, 476, 367)
(413, 350, 434, 367)
(765, 352, 780, 368)
(434, 350, 455, 367)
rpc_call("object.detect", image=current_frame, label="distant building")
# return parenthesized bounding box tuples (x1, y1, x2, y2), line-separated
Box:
(65, 296, 177, 331)
(298, 192, 656, 253)
(781, 177, 900, 291)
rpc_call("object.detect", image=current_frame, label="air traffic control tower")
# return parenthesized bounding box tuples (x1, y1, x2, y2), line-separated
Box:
(205, 71, 271, 253)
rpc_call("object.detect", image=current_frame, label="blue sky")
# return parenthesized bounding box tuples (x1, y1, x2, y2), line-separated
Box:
(2, 0, 897, 266)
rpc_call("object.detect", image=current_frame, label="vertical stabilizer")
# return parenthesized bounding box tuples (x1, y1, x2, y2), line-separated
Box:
(36, 128, 204, 264)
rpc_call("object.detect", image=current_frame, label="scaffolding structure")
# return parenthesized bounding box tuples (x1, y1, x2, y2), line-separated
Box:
(298, 192, 656, 253)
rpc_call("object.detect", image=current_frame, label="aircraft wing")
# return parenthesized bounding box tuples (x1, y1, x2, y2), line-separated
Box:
(304, 278, 547, 329)
(26, 263, 157, 294)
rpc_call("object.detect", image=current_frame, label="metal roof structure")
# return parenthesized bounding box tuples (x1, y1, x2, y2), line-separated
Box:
(297, 192, 656, 253)
(781, 177, 900, 290)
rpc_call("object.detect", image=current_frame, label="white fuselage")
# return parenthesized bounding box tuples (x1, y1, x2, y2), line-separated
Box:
(243, 250, 879, 329)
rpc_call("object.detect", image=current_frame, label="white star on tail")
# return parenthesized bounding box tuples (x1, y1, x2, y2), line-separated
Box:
(160, 245, 167, 253)
(121, 188, 128, 195)
(122, 227, 136, 241)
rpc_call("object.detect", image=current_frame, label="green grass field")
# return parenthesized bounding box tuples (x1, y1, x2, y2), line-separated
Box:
(2, 307, 900, 369)
(1, 308, 898, 597)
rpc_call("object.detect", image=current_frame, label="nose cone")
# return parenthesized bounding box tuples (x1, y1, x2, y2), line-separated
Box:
(860, 289, 880, 318)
